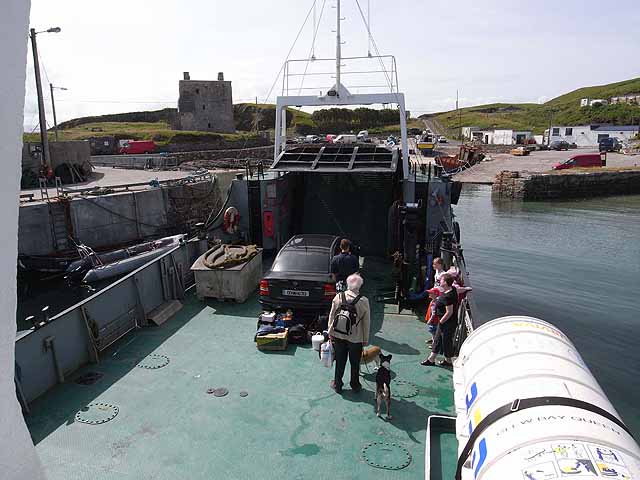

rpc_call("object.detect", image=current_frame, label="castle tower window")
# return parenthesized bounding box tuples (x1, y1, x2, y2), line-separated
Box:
(202, 105, 206, 110)
(208, 123, 212, 128)
(195, 88, 199, 94)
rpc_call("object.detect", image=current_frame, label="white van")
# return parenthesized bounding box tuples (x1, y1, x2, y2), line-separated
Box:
(357, 130, 369, 142)
(334, 134, 358, 144)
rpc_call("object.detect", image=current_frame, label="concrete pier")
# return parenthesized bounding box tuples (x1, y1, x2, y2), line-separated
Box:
(18, 169, 240, 256)
(492, 168, 640, 200)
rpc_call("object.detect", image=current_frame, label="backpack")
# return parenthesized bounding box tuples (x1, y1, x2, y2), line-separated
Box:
(333, 292, 362, 335)
(288, 324, 308, 344)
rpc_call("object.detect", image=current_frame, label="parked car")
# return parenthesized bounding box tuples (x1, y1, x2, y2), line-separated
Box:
(552, 153, 604, 170)
(549, 140, 570, 151)
(334, 134, 358, 144)
(304, 135, 321, 144)
(599, 137, 621, 152)
(325, 134, 337, 144)
(437, 135, 448, 143)
(259, 234, 340, 312)
(119, 140, 157, 155)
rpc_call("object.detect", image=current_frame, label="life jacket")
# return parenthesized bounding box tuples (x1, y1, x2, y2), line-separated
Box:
(333, 292, 362, 335)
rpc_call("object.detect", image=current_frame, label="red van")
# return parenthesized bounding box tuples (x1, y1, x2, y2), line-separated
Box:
(119, 140, 157, 155)
(552, 153, 605, 170)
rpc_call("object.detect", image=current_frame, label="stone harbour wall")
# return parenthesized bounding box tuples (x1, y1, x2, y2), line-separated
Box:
(492, 169, 640, 200)
(174, 145, 274, 168)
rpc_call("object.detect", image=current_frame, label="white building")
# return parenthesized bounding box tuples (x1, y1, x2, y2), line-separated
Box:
(579, 98, 610, 107)
(462, 126, 532, 145)
(547, 124, 639, 147)
(610, 95, 640, 105)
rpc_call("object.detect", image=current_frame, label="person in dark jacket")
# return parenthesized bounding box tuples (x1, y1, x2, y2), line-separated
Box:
(330, 238, 359, 289)
(421, 273, 458, 367)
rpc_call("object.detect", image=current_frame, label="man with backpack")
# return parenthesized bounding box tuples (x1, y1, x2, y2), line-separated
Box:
(327, 273, 370, 394)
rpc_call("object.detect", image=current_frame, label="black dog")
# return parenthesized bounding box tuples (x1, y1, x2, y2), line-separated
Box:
(375, 353, 392, 419)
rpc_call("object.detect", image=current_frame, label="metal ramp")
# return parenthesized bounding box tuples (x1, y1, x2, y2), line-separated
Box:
(270, 143, 398, 173)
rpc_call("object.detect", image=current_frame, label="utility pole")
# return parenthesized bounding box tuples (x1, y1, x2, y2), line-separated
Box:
(30, 28, 50, 167)
(29, 27, 60, 167)
(457, 90, 462, 141)
(49, 83, 67, 141)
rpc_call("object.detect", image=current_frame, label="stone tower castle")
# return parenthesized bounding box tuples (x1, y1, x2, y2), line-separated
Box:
(177, 72, 235, 133)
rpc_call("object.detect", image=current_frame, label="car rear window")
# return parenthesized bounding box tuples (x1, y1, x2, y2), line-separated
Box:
(271, 250, 329, 273)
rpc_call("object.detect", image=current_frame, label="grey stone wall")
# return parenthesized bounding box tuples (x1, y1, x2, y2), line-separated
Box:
(162, 137, 270, 153)
(175, 145, 274, 168)
(178, 79, 234, 133)
(22, 141, 90, 171)
(18, 180, 222, 256)
(492, 169, 640, 200)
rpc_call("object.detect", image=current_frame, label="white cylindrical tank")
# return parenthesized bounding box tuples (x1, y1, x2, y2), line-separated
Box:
(453, 316, 640, 480)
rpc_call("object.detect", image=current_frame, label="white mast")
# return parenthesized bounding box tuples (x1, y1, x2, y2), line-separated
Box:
(335, 0, 341, 94)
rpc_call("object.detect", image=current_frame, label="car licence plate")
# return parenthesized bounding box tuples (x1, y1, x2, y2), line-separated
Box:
(282, 289, 309, 297)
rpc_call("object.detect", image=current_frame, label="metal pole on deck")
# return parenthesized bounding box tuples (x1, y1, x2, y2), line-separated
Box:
(335, 0, 341, 93)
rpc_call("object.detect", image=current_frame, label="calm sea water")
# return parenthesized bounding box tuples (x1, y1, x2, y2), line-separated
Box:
(455, 184, 640, 436)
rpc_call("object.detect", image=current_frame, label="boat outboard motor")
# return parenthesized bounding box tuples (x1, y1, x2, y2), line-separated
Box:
(453, 316, 640, 480)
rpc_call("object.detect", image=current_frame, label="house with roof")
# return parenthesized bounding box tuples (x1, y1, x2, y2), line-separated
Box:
(462, 126, 533, 145)
(546, 124, 639, 147)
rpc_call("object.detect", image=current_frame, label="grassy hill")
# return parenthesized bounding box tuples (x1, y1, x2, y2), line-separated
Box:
(24, 104, 316, 145)
(27, 103, 423, 144)
(429, 77, 640, 137)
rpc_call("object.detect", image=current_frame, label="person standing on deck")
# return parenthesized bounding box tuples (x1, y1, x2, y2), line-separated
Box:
(331, 238, 359, 291)
(328, 274, 370, 394)
(421, 273, 458, 368)
(433, 257, 445, 287)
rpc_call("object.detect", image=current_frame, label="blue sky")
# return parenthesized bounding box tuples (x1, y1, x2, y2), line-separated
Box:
(24, 0, 640, 130)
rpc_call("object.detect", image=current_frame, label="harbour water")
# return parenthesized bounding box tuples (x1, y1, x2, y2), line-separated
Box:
(455, 184, 640, 436)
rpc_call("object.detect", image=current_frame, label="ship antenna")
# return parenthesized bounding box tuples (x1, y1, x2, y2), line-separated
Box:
(311, 1, 317, 60)
(367, 0, 372, 57)
(335, 0, 342, 94)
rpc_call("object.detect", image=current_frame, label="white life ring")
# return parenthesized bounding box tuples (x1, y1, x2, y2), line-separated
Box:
(223, 206, 240, 234)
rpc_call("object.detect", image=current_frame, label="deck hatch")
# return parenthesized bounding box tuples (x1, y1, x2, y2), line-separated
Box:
(391, 380, 418, 398)
(75, 403, 119, 425)
(271, 144, 398, 173)
(136, 353, 170, 370)
(361, 442, 412, 470)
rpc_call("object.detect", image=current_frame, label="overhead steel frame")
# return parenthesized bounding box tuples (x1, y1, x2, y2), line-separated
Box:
(273, 89, 408, 179)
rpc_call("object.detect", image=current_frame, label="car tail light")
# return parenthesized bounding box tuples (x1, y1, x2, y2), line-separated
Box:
(324, 283, 336, 299)
(259, 280, 269, 296)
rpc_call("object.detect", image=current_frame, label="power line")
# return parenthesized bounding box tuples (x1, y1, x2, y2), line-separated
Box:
(297, 0, 327, 95)
(262, 0, 317, 103)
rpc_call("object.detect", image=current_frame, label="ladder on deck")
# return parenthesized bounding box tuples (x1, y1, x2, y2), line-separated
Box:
(40, 177, 73, 251)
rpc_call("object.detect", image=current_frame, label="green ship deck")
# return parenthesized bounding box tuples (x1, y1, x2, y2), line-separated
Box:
(25, 259, 456, 479)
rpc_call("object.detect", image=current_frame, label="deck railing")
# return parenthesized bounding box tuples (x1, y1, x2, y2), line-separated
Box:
(14, 238, 207, 406)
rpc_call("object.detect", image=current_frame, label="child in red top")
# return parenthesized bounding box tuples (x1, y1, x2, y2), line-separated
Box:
(425, 287, 442, 346)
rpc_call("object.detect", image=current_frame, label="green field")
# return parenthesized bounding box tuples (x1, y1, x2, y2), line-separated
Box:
(430, 77, 640, 137)
(23, 121, 261, 146)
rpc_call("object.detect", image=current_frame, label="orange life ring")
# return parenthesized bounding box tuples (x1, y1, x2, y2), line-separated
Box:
(223, 206, 240, 234)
